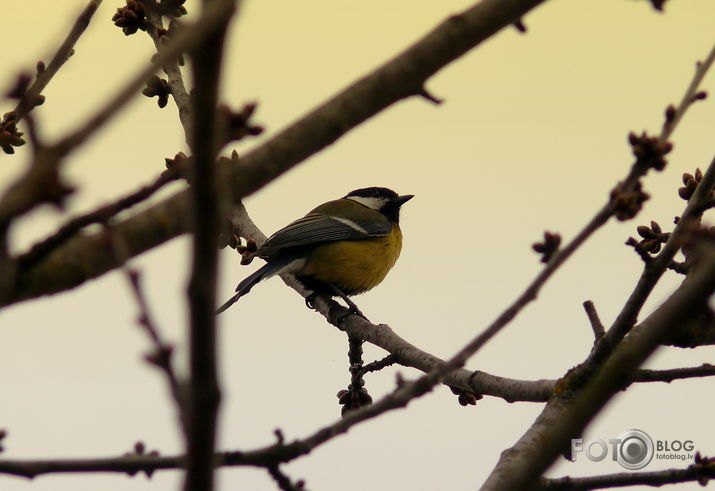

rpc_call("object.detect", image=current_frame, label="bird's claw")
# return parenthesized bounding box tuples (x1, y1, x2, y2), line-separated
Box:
(305, 293, 318, 310)
(336, 303, 368, 323)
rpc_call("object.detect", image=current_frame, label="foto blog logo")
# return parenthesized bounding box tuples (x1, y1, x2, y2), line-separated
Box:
(572, 429, 653, 470)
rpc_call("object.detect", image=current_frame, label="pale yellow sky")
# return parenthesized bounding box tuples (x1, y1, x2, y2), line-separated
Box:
(1, 1, 714, 490)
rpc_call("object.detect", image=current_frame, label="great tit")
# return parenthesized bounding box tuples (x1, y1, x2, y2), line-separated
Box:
(216, 186, 413, 315)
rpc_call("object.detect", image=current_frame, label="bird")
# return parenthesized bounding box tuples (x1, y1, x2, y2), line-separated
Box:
(216, 186, 413, 316)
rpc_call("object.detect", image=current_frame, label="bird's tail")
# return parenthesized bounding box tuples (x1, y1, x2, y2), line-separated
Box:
(216, 256, 296, 315)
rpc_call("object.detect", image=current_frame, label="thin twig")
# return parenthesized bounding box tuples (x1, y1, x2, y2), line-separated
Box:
(143, 5, 192, 138)
(16, 169, 179, 271)
(440, 207, 610, 374)
(229, 200, 556, 403)
(482, 251, 715, 490)
(12, 0, 102, 123)
(267, 465, 306, 491)
(0, 0, 233, 231)
(105, 224, 186, 431)
(587, 154, 715, 366)
(53, 0, 237, 154)
(359, 354, 398, 375)
(3, 0, 551, 308)
(583, 300, 605, 341)
(539, 461, 715, 490)
(480, 44, 715, 489)
(660, 43, 715, 143)
(633, 363, 715, 383)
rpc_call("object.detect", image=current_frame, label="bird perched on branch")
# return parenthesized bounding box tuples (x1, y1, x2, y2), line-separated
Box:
(216, 187, 413, 316)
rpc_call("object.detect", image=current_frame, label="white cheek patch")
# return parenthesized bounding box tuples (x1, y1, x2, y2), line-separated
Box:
(347, 196, 388, 210)
(332, 217, 369, 234)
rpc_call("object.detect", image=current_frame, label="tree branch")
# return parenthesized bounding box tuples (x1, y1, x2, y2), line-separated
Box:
(143, 3, 193, 139)
(16, 167, 180, 271)
(481, 249, 715, 490)
(54, 0, 236, 154)
(587, 153, 715, 367)
(227, 201, 555, 402)
(2, 0, 550, 308)
(11, 0, 102, 123)
(585, 43, 715, 366)
(182, 1, 235, 490)
(633, 363, 715, 383)
(539, 459, 715, 490)
(583, 300, 605, 341)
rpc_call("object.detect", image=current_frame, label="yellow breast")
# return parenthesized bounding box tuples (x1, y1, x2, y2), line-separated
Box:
(300, 225, 403, 295)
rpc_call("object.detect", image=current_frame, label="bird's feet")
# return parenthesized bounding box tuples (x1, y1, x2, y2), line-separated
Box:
(305, 293, 369, 323)
(305, 293, 318, 310)
(342, 297, 368, 322)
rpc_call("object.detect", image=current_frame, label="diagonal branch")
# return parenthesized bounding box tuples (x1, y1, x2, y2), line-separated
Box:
(586, 44, 715, 366)
(16, 167, 180, 271)
(0, 0, 236, 236)
(3, 0, 550, 308)
(228, 198, 555, 403)
(481, 249, 715, 490)
(54, 0, 235, 155)
(587, 154, 715, 367)
(11, 0, 102, 124)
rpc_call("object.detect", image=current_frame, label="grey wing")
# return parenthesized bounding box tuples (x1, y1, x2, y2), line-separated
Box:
(260, 213, 391, 253)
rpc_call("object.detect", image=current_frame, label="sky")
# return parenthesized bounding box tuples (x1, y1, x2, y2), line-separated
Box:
(1, 0, 714, 490)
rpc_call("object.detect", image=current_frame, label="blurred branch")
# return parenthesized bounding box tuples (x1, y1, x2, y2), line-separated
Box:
(53, 0, 236, 154)
(2, 0, 550, 308)
(5, 288, 711, 482)
(539, 457, 715, 489)
(0, 0, 234, 245)
(182, 1, 236, 490)
(105, 223, 186, 433)
(267, 464, 307, 491)
(11, 0, 102, 124)
(663, 308, 715, 347)
(338, 65, 712, 392)
(16, 166, 180, 271)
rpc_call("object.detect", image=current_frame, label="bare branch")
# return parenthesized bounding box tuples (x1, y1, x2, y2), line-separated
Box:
(583, 300, 605, 341)
(633, 363, 715, 383)
(182, 1, 237, 490)
(660, 44, 715, 143)
(54, 0, 237, 154)
(481, 249, 715, 490)
(588, 153, 715, 366)
(223, 198, 556, 402)
(104, 223, 186, 430)
(267, 465, 307, 491)
(539, 459, 715, 490)
(16, 166, 180, 271)
(11, 0, 102, 123)
(0, 0, 234, 238)
(143, 5, 193, 138)
(2, 0, 550, 308)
